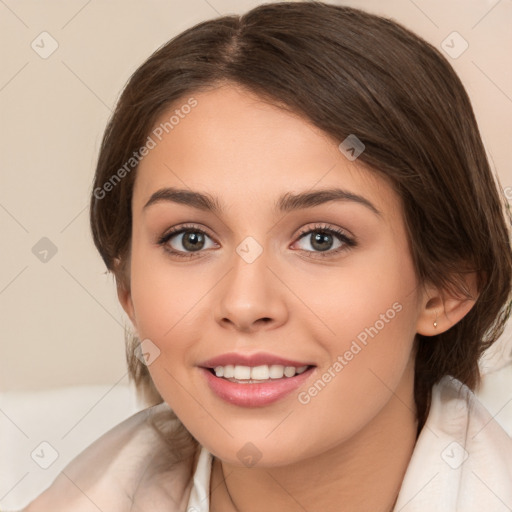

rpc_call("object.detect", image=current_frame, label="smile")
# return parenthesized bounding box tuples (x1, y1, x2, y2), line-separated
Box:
(200, 365, 316, 407)
(211, 364, 310, 381)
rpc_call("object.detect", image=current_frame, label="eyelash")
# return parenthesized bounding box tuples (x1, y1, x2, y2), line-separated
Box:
(156, 223, 357, 259)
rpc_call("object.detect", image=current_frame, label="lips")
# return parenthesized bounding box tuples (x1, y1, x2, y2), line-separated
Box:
(200, 365, 317, 407)
(199, 352, 315, 369)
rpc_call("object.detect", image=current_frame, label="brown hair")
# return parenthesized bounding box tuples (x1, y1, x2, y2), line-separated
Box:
(90, 1, 512, 435)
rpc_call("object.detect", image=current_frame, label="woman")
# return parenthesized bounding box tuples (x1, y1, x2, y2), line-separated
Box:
(20, 2, 512, 511)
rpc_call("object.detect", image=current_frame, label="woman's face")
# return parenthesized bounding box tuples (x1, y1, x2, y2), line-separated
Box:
(121, 83, 428, 466)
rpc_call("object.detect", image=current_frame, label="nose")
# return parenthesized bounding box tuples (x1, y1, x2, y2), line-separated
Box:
(214, 246, 289, 333)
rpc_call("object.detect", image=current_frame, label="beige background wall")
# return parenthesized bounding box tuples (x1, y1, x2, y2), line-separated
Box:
(1, 0, 511, 391)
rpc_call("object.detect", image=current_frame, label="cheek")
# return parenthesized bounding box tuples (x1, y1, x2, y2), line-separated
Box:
(128, 249, 211, 412)
(289, 245, 419, 436)
(294, 235, 419, 353)
(128, 243, 208, 363)
(286, 245, 418, 398)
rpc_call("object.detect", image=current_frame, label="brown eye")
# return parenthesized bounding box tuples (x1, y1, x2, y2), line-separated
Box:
(157, 224, 217, 258)
(294, 224, 356, 258)
(307, 231, 336, 252)
(179, 231, 207, 251)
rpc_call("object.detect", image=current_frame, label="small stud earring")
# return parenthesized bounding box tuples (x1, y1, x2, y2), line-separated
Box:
(433, 311, 438, 328)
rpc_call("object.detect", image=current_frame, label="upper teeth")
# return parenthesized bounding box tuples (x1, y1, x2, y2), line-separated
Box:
(213, 364, 309, 380)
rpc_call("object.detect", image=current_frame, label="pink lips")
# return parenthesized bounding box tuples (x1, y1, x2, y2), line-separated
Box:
(200, 366, 316, 407)
(198, 352, 316, 407)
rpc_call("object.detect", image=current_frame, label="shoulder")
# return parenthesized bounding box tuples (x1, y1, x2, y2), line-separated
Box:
(395, 376, 512, 511)
(21, 402, 200, 512)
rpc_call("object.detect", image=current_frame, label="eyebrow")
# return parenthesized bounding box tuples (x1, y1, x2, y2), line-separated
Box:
(143, 186, 381, 216)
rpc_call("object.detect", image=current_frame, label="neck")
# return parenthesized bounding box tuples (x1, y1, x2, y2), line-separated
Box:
(210, 363, 418, 512)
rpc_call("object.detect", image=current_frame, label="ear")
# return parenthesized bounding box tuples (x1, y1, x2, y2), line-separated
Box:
(416, 271, 479, 337)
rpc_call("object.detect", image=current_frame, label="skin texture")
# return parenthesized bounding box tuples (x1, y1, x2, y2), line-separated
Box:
(118, 83, 477, 511)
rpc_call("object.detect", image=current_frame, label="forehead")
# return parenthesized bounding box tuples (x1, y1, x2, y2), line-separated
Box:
(132, 84, 397, 218)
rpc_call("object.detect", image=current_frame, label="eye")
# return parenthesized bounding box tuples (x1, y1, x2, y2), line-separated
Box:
(293, 223, 356, 258)
(157, 224, 217, 258)
(157, 222, 356, 260)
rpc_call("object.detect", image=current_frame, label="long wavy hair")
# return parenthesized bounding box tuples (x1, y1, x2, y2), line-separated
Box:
(89, 1, 512, 443)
